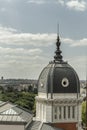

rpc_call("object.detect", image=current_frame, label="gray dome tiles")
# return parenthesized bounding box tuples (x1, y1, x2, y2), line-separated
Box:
(38, 62, 80, 94)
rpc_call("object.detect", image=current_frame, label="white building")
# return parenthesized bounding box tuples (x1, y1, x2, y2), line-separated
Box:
(35, 35, 83, 130)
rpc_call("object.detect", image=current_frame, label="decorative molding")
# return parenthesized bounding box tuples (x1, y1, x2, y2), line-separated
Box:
(36, 97, 83, 104)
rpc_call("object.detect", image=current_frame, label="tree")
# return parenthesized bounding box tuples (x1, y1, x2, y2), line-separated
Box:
(0, 91, 36, 113)
(82, 101, 86, 124)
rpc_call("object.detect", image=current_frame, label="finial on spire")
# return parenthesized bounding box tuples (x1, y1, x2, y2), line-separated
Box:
(57, 23, 59, 36)
(54, 24, 63, 62)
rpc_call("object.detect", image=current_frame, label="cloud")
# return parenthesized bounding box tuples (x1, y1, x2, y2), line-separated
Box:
(0, 25, 86, 79)
(0, 25, 87, 48)
(0, 47, 42, 56)
(0, 25, 56, 47)
(66, 0, 87, 11)
(27, 0, 45, 4)
(27, 0, 87, 11)
(0, 25, 17, 34)
(62, 38, 87, 47)
(57, 0, 87, 11)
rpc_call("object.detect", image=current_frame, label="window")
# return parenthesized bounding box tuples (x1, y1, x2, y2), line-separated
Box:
(55, 114, 57, 119)
(64, 106, 66, 119)
(68, 106, 70, 118)
(55, 107, 57, 113)
(72, 106, 75, 118)
(54, 107, 57, 119)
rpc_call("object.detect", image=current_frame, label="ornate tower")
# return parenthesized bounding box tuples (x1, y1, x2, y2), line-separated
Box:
(35, 34, 83, 130)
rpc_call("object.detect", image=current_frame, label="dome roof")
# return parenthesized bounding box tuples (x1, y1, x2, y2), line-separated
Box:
(38, 35, 80, 94)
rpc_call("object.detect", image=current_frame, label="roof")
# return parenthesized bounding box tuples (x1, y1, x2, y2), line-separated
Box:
(41, 123, 63, 130)
(0, 102, 33, 124)
(38, 35, 80, 95)
(26, 121, 41, 130)
(27, 121, 63, 130)
(38, 61, 80, 94)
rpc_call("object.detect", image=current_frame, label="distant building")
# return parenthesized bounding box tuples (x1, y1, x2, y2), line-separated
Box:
(0, 79, 37, 92)
(1, 76, 4, 80)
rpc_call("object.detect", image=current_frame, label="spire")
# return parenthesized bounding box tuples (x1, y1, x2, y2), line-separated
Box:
(54, 24, 63, 62)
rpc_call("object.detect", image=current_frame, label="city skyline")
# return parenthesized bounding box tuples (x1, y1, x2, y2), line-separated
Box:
(0, 0, 87, 80)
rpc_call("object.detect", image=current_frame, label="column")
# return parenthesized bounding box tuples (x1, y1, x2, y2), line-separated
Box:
(42, 103, 43, 121)
(45, 103, 46, 122)
(36, 102, 38, 118)
(38, 102, 40, 120)
(40, 103, 42, 120)
(43, 103, 45, 120)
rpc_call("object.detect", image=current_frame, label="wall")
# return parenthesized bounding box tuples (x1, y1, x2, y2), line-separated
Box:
(52, 122, 77, 130)
(0, 124, 25, 130)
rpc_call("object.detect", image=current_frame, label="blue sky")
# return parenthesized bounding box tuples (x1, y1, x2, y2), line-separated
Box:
(0, 0, 87, 80)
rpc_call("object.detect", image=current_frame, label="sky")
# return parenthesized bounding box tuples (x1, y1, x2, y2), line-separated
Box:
(0, 0, 87, 80)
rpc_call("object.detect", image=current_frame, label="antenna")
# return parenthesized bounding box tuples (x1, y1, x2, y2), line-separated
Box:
(57, 23, 59, 36)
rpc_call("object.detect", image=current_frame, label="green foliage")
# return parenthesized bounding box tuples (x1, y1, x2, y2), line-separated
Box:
(82, 101, 86, 124)
(0, 91, 36, 113)
(15, 92, 35, 110)
(0, 86, 4, 93)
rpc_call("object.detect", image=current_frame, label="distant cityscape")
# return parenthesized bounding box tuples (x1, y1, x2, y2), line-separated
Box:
(0, 76, 86, 96)
(0, 76, 37, 93)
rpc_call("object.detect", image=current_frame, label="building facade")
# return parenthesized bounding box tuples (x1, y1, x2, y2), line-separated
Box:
(35, 35, 83, 130)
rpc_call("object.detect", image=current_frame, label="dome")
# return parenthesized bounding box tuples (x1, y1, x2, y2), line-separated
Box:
(38, 35, 80, 94)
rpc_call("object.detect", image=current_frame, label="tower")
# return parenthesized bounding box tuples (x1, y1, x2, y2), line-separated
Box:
(35, 34, 83, 130)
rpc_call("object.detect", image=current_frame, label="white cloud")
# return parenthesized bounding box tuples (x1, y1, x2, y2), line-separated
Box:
(66, 0, 87, 11)
(0, 33, 56, 47)
(62, 38, 87, 46)
(0, 25, 17, 34)
(0, 25, 56, 47)
(0, 25, 86, 79)
(0, 47, 42, 56)
(27, 0, 45, 4)
(27, 0, 87, 11)
(0, 25, 87, 48)
(57, 0, 87, 11)
(72, 38, 87, 46)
